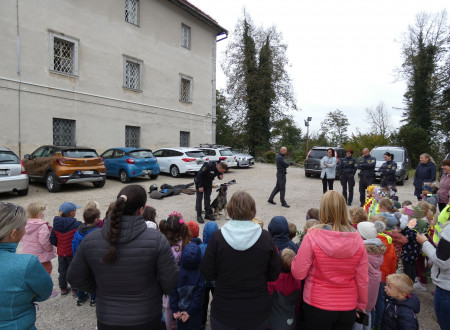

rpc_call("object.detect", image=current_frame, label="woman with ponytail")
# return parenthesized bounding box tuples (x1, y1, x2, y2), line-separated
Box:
(68, 185, 178, 330)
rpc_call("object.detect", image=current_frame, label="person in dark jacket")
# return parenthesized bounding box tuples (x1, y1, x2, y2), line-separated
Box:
(195, 161, 228, 223)
(67, 185, 179, 330)
(358, 148, 376, 207)
(268, 146, 290, 208)
(414, 153, 437, 201)
(380, 152, 398, 188)
(339, 149, 357, 206)
(50, 201, 82, 295)
(200, 191, 281, 329)
(170, 242, 205, 330)
(382, 273, 420, 330)
(268, 216, 299, 254)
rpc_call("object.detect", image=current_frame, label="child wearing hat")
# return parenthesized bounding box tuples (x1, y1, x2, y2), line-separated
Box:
(50, 202, 82, 296)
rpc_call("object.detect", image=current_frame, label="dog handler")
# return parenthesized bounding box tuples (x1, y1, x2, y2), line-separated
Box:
(196, 161, 228, 223)
(268, 146, 290, 208)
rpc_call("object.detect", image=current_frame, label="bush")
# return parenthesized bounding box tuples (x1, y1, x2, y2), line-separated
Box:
(264, 150, 277, 163)
(293, 149, 306, 163)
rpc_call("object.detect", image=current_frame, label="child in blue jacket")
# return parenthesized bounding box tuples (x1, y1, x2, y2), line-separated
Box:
(170, 242, 205, 330)
(268, 216, 298, 254)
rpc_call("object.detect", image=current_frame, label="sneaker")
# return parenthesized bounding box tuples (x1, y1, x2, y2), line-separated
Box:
(413, 282, 427, 292)
(50, 290, 59, 298)
(72, 289, 78, 297)
(197, 215, 204, 224)
(267, 200, 276, 205)
(90, 299, 96, 307)
(60, 286, 71, 296)
(76, 296, 89, 306)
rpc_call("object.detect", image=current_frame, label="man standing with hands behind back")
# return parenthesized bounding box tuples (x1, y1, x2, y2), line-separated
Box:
(268, 147, 290, 208)
(196, 161, 228, 223)
(358, 148, 376, 207)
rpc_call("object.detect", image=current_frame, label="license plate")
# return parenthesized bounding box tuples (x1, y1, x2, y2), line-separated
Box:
(142, 170, 150, 174)
(83, 171, 94, 175)
(0, 169, 8, 174)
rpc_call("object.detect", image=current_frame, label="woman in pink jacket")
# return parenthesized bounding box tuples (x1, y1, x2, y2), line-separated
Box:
(291, 191, 369, 330)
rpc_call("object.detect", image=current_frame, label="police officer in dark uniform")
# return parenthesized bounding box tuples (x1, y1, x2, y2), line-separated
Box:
(268, 146, 290, 208)
(195, 161, 228, 223)
(339, 149, 357, 206)
(357, 148, 376, 207)
(380, 152, 398, 188)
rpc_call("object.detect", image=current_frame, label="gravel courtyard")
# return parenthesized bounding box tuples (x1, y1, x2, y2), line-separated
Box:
(0, 163, 439, 329)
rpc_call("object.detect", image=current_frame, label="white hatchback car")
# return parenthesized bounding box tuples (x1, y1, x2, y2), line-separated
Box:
(0, 147, 29, 196)
(198, 146, 238, 168)
(152, 148, 208, 177)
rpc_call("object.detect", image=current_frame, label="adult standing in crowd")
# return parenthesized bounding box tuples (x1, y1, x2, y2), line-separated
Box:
(201, 191, 281, 330)
(339, 149, 357, 206)
(380, 152, 398, 188)
(291, 191, 369, 329)
(268, 146, 290, 208)
(67, 185, 179, 330)
(320, 148, 337, 194)
(0, 202, 53, 329)
(358, 148, 376, 207)
(414, 153, 437, 201)
(438, 159, 450, 211)
(195, 161, 228, 223)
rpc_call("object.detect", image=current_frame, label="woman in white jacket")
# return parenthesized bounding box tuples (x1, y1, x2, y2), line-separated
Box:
(320, 148, 337, 194)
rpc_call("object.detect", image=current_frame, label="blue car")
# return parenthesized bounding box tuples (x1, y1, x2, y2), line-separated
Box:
(101, 148, 160, 183)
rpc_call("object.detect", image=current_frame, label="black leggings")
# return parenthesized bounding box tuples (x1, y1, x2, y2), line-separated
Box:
(322, 174, 334, 194)
(97, 318, 161, 330)
(303, 302, 356, 330)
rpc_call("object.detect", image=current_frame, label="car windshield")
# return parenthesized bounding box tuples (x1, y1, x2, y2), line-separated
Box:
(0, 151, 20, 164)
(62, 149, 98, 158)
(185, 151, 205, 158)
(129, 150, 153, 158)
(371, 149, 404, 162)
(308, 149, 328, 158)
(220, 150, 234, 156)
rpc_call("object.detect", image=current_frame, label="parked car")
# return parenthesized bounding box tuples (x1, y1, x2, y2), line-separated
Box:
(304, 146, 346, 178)
(23, 145, 106, 192)
(198, 144, 238, 168)
(152, 148, 208, 177)
(0, 147, 29, 196)
(371, 146, 410, 185)
(100, 148, 160, 183)
(227, 148, 255, 168)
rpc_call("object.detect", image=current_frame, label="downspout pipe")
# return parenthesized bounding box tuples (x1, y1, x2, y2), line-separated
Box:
(16, 0, 22, 157)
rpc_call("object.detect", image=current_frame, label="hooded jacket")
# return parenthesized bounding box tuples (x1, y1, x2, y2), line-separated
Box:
(413, 161, 436, 197)
(381, 294, 420, 330)
(0, 243, 53, 330)
(50, 216, 82, 257)
(200, 220, 281, 328)
(438, 173, 450, 204)
(364, 238, 386, 311)
(199, 222, 218, 259)
(377, 233, 397, 282)
(21, 219, 57, 263)
(384, 230, 408, 261)
(71, 224, 99, 256)
(291, 227, 369, 311)
(170, 243, 204, 329)
(268, 216, 299, 254)
(67, 215, 179, 327)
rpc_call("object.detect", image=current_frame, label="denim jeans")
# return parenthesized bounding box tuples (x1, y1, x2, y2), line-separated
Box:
(373, 282, 386, 327)
(435, 286, 450, 330)
(77, 289, 96, 302)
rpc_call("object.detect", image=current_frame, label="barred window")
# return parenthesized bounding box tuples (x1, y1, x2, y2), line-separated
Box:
(53, 118, 76, 146)
(125, 0, 139, 25)
(180, 131, 190, 147)
(181, 24, 191, 49)
(50, 33, 78, 76)
(123, 56, 142, 91)
(125, 126, 140, 148)
(180, 75, 192, 103)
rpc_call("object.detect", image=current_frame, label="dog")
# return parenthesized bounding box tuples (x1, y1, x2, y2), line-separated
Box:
(210, 184, 228, 219)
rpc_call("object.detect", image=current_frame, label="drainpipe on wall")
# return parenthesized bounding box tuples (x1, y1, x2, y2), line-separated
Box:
(16, 0, 22, 157)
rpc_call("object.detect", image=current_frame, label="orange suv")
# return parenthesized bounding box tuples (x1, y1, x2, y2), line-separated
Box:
(23, 145, 106, 192)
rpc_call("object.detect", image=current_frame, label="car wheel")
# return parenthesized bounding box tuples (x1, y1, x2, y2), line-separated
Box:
(305, 172, 311, 177)
(170, 165, 181, 178)
(149, 174, 159, 180)
(119, 170, 131, 183)
(93, 179, 106, 188)
(45, 172, 62, 192)
(18, 188, 29, 196)
(406, 172, 409, 180)
(397, 176, 405, 186)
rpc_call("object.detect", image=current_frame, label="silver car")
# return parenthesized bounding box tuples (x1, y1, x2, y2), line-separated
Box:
(0, 147, 29, 196)
(230, 149, 255, 168)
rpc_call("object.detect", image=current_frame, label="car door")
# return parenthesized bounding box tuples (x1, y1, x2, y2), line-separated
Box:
(153, 149, 167, 172)
(112, 149, 126, 176)
(101, 149, 115, 176)
(23, 147, 45, 178)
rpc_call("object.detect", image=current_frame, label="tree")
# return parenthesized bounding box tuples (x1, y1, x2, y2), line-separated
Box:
(320, 109, 349, 146)
(391, 125, 430, 168)
(365, 102, 392, 137)
(215, 90, 234, 147)
(343, 131, 391, 158)
(271, 117, 302, 154)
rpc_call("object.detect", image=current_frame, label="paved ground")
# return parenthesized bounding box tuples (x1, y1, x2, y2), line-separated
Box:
(1, 163, 439, 329)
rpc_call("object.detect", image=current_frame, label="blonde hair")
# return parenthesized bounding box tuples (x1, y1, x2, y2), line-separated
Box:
(85, 201, 100, 211)
(421, 153, 435, 164)
(252, 217, 264, 229)
(304, 219, 319, 231)
(281, 248, 295, 272)
(369, 214, 387, 225)
(227, 191, 256, 220)
(288, 222, 297, 240)
(318, 191, 353, 232)
(379, 199, 398, 212)
(387, 273, 413, 296)
(349, 207, 367, 225)
(26, 203, 46, 219)
(417, 201, 433, 218)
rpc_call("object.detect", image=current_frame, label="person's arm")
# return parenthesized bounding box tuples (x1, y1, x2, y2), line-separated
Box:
(67, 239, 96, 293)
(358, 158, 366, 170)
(430, 163, 437, 182)
(25, 256, 53, 302)
(355, 245, 369, 310)
(38, 225, 54, 252)
(320, 157, 326, 168)
(169, 287, 180, 313)
(186, 275, 205, 316)
(419, 235, 450, 270)
(329, 157, 337, 169)
(200, 232, 218, 281)
(49, 227, 57, 246)
(156, 234, 179, 295)
(397, 305, 420, 329)
(385, 162, 397, 176)
(196, 164, 207, 188)
(368, 157, 376, 171)
(352, 158, 357, 175)
(291, 233, 314, 280)
(266, 238, 281, 282)
(71, 233, 79, 256)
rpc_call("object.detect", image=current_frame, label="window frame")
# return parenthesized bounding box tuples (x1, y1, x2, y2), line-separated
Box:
(125, 125, 141, 148)
(49, 31, 79, 77)
(181, 23, 191, 49)
(53, 118, 76, 147)
(123, 55, 143, 92)
(180, 131, 190, 147)
(179, 74, 193, 103)
(125, 0, 140, 26)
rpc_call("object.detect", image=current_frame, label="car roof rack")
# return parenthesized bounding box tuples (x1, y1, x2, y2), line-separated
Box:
(198, 143, 230, 149)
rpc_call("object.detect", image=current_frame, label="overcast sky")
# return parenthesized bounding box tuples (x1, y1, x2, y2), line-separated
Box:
(190, 0, 449, 136)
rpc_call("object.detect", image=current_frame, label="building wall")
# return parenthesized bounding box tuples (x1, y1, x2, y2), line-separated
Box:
(0, 0, 220, 156)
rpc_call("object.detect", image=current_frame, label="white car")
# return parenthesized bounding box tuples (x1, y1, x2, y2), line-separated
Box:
(152, 148, 208, 177)
(198, 146, 238, 168)
(0, 147, 29, 196)
(228, 149, 255, 168)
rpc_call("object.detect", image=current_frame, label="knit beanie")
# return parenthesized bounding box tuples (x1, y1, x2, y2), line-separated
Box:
(357, 222, 378, 240)
(186, 221, 200, 238)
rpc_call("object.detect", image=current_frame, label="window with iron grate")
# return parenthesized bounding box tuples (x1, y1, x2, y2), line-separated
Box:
(50, 32, 79, 76)
(123, 56, 142, 91)
(125, 0, 139, 25)
(125, 126, 140, 148)
(53, 118, 76, 146)
(180, 75, 192, 103)
(180, 131, 190, 147)
(181, 24, 191, 49)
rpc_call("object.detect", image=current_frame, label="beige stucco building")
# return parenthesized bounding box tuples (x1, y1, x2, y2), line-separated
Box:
(0, 0, 227, 157)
